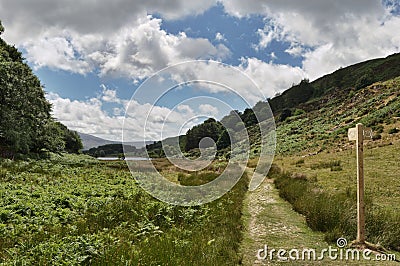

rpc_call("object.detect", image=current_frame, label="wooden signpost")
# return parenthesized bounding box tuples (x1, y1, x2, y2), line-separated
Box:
(348, 123, 372, 244)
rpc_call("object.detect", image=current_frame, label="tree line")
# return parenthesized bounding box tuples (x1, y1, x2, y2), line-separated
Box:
(146, 108, 263, 158)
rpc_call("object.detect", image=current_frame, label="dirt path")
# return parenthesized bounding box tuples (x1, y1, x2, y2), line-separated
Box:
(240, 176, 325, 265)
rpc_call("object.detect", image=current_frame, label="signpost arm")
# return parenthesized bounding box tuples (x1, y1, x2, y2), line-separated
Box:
(356, 123, 365, 243)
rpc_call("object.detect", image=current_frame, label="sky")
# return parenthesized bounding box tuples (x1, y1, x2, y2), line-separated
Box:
(1, 0, 400, 141)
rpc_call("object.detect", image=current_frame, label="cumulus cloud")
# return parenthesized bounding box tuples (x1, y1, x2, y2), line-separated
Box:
(0, 0, 217, 42)
(22, 31, 91, 74)
(222, 0, 400, 79)
(149, 60, 306, 106)
(47, 92, 124, 140)
(3, 0, 398, 82)
(238, 57, 307, 97)
(254, 23, 282, 51)
(47, 88, 201, 142)
(100, 84, 121, 104)
(199, 104, 219, 116)
(10, 15, 230, 80)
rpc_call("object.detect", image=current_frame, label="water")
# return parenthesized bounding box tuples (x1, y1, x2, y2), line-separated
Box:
(97, 157, 150, 161)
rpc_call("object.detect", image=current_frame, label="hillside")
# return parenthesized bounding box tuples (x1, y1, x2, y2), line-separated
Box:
(272, 76, 400, 155)
(78, 133, 120, 150)
(268, 53, 400, 113)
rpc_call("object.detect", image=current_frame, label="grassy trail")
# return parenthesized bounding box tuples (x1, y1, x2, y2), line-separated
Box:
(239, 170, 399, 265)
(240, 174, 326, 265)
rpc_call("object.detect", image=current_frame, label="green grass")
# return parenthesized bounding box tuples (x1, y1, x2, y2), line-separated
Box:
(272, 140, 400, 252)
(265, 76, 400, 156)
(0, 154, 246, 265)
(275, 140, 400, 210)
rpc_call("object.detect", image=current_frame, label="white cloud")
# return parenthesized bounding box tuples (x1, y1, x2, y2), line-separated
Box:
(2, 0, 398, 84)
(215, 32, 226, 42)
(199, 104, 219, 116)
(47, 89, 201, 142)
(0, 0, 217, 42)
(177, 104, 194, 113)
(254, 24, 282, 51)
(100, 84, 121, 104)
(47, 92, 124, 141)
(284, 45, 304, 57)
(222, 0, 400, 79)
(153, 60, 307, 106)
(2, 0, 399, 83)
(7, 15, 230, 80)
(23, 31, 91, 74)
(238, 57, 307, 97)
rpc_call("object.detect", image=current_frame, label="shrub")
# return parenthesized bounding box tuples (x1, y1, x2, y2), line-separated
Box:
(294, 159, 305, 167)
(388, 128, 399, 134)
(293, 109, 305, 116)
(372, 134, 382, 140)
(310, 160, 341, 170)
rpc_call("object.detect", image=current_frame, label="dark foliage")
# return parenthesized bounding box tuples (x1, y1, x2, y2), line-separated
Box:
(0, 21, 83, 156)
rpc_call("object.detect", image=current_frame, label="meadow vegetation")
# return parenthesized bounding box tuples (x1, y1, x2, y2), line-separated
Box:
(272, 166, 400, 251)
(0, 154, 246, 265)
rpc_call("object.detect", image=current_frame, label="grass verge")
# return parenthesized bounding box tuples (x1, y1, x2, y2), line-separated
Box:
(272, 166, 400, 252)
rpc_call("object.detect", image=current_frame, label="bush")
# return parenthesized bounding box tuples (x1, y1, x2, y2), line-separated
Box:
(279, 109, 292, 122)
(372, 134, 382, 140)
(388, 128, 399, 134)
(310, 160, 341, 170)
(293, 109, 305, 116)
(294, 159, 305, 167)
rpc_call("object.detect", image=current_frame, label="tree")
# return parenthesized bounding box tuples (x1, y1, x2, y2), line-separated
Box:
(0, 22, 81, 155)
(355, 68, 375, 90)
(184, 118, 223, 151)
(33, 120, 65, 153)
(279, 109, 292, 122)
(241, 108, 258, 127)
(55, 122, 83, 153)
(216, 129, 230, 150)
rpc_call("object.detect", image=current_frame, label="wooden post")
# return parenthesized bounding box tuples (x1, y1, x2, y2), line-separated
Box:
(348, 123, 372, 244)
(356, 123, 365, 243)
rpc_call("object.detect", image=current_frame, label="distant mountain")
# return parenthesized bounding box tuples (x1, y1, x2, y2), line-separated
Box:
(78, 132, 154, 150)
(78, 133, 120, 150)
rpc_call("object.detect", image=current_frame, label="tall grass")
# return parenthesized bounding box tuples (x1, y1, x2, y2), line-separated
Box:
(0, 155, 246, 265)
(310, 160, 342, 171)
(272, 166, 400, 251)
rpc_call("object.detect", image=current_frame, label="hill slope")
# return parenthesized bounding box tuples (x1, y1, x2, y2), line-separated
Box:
(272, 76, 400, 155)
(268, 53, 400, 113)
(78, 133, 120, 150)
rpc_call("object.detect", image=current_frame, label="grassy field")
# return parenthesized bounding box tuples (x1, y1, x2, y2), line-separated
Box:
(0, 154, 246, 265)
(270, 139, 400, 256)
(274, 139, 400, 210)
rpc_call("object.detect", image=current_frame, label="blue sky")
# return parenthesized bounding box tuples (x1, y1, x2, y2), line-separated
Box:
(1, 0, 400, 141)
